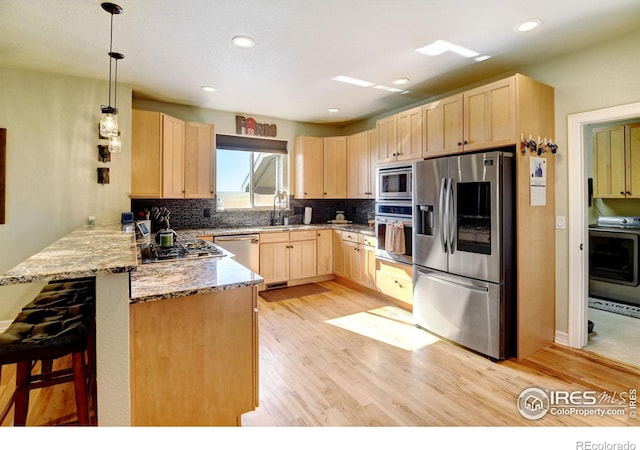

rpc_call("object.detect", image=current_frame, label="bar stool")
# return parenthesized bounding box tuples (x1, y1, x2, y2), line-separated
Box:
(0, 279, 96, 426)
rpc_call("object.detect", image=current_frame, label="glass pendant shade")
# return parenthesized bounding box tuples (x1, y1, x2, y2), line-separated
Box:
(108, 133, 122, 153)
(100, 107, 119, 138)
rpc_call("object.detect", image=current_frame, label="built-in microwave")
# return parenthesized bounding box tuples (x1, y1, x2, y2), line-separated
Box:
(377, 165, 412, 200)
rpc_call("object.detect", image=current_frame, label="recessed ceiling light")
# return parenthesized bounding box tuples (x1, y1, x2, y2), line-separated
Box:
(374, 85, 408, 94)
(474, 55, 491, 62)
(201, 85, 217, 92)
(332, 75, 375, 87)
(416, 40, 479, 58)
(231, 35, 255, 48)
(514, 19, 542, 32)
(393, 77, 410, 85)
(328, 108, 340, 113)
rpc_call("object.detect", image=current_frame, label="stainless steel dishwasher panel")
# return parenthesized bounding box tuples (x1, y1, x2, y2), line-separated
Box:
(213, 234, 260, 273)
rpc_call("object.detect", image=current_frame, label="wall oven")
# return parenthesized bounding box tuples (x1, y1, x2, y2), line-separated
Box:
(377, 165, 412, 200)
(375, 201, 412, 265)
(589, 216, 640, 306)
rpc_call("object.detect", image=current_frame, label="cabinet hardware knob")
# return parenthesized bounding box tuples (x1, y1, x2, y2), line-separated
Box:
(457, 142, 462, 146)
(464, 140, 468, 145)
(627, 191, 632, 195)
(621, 191, 625, 195)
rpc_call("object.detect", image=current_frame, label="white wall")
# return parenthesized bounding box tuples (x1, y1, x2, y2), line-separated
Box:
(0, 68, 132, 319)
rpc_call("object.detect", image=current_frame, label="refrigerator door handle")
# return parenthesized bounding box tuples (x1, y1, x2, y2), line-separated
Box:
(439, 177, 448, 253)
(421, 271, 490, 293)
(448, 177, 456, 255)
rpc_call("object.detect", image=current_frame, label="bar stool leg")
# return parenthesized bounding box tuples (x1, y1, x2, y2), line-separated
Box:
(72, 352, 89, 426)
(14, 361, 30, 426)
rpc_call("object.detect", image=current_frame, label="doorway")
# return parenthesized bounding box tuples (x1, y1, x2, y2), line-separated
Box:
(567, 101, 640, 366)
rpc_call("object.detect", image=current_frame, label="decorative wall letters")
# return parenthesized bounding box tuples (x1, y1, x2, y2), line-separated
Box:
(235, 115, 277, 137)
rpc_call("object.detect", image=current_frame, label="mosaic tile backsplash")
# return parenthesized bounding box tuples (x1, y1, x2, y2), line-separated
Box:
(131, 197, 375, 231)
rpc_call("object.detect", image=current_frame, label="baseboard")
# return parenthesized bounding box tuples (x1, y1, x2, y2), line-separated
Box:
(554, 330, 569, 346)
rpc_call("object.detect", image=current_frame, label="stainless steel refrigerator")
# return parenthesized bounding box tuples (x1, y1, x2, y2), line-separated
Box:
(413, 150, 515, 360)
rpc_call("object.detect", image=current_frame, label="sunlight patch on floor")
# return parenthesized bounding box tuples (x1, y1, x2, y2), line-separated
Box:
(325, 306, 439, 351)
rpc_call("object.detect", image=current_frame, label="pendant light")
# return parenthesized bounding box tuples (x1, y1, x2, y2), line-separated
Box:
(99, 2, 124, 152)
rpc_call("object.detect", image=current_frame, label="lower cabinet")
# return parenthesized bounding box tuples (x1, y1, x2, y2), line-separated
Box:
(129, 286, 259, 426)
(376, 259, 413, 306)
(339, 231, 377, 290)
(259, 230, 327, 286)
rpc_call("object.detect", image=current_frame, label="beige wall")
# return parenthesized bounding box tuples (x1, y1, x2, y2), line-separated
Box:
(0, 68, 132, 320)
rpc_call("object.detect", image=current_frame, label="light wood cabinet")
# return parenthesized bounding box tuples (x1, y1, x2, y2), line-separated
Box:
(422, 93, 464, 158)
(396, 106, 423, 161)
(376, 259, 413, 305)
(377, 107, 422, 163)
(294, 136, 325, 199)
(332, 230, 345, 277)
(323, 136, 347, 198)
(592, 123, 640, 198)
(316, 229, 333, 276)
(130, 286, 258, 426)
(463, 77, 516, 152)
(339, 231, 377, 290)
(259, 230, 329, 286)
(422, 76, 516, 157)
(185, 121, 215, 198)
(347, 130, 376, 198)
(131, 110, 215, 199)
(289, 231, 317, 281)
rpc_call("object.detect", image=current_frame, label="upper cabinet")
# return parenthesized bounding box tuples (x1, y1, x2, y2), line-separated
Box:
(131, 110, 215, 199)
(422, 75, 521, 158)
(294, 135, 346, 199)
(593, 122, 640, 199)
(347, 130, 376, 199)
(376, 106, 422, 163)
(323, 136, 347, 198)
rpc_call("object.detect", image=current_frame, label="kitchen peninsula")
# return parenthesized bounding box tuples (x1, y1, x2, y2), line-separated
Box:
(0, 223, 263, 426)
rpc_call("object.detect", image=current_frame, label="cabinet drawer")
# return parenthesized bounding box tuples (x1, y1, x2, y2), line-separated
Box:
(342, 231, 359, 243)
(359, 234, 377, 247)
(259, 231, 290, 243)
(290, 230, 317, 241)
(376, 270, 413, 304)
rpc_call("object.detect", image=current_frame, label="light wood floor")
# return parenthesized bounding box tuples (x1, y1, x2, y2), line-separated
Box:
(2, 280, 639, 426)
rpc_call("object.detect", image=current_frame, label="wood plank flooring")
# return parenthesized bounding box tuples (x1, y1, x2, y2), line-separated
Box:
(2, 280, 639, 427)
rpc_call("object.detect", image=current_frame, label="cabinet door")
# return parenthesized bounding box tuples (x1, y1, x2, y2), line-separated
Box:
(259, 242, 289, 284)
(185, 122, 215, 199)
(343, 240, 360, 281)
(289, 239, 316, 280)
(162, 114, 186, 198)
(316, 229, 333, 276)
(592, 125, 626, 198)
(294, 136, 324, 199)
(131, 110, 163, 198)
(626, 123, 640, 198)
(332, 230, 345, 277)
(422, 94, 464, 158)
(323, 136, 347, 198)
(347, 131, 370, 198)
(463, 77, 515, 151)
(359, 244, 377, 289)
(396, 106, 423, 161)
(367, 129, 377, 198)
(376, 115, 398, 163)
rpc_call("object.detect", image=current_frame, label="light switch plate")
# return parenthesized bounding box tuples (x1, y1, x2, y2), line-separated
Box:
(556, 216, 566, 229)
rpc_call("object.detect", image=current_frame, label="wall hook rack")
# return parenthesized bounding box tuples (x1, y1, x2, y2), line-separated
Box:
(520, 133, 558, 156)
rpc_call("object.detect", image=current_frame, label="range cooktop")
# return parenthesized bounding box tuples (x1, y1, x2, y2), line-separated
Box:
(139, 238, 225, 264)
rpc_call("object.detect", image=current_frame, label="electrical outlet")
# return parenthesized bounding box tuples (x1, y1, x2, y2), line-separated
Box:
(203, 208, 211, 218)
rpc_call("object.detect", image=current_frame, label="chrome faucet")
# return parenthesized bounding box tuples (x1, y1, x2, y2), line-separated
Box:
(271, 190, 287, 225)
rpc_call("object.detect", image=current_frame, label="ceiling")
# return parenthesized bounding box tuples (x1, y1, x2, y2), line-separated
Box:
(2, 0, 640, 126)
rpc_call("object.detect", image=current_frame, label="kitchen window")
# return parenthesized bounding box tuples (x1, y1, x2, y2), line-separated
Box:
(216, 134, 288, 209)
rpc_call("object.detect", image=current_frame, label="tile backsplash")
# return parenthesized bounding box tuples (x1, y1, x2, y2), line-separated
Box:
(131, 197, 374, 231)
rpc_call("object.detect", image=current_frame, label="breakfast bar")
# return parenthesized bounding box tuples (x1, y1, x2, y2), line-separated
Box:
(0, 223, 264, 426)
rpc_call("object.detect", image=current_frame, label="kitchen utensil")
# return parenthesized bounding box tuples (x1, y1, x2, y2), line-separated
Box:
(156, 229, 177, 248)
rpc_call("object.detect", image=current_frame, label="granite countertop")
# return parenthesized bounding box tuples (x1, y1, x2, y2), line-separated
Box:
(0, 224, 138, 285)
(181, 223, 375, 239)
(130, 255, 264, 304)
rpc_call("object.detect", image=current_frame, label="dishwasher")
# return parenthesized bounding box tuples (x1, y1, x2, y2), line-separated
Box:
(213, 234, 260, 273)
